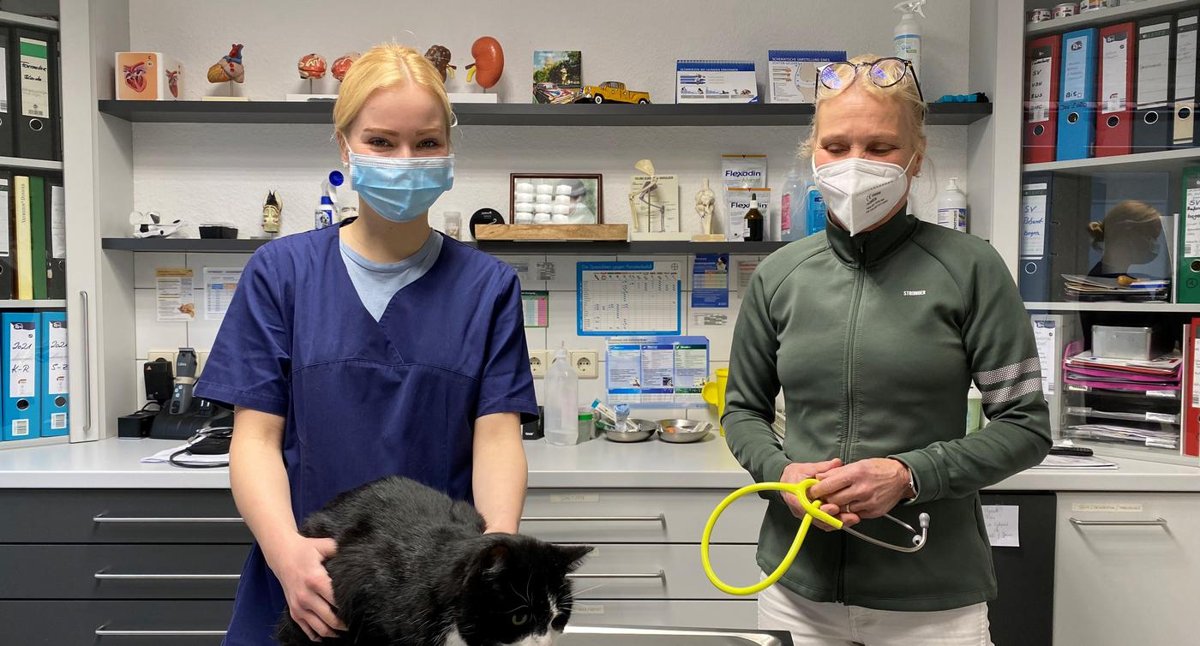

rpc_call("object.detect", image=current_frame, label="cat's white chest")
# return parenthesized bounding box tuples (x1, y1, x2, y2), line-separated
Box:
(441, 627, 560, 646)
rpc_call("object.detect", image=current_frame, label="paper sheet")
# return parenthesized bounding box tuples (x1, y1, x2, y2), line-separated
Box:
(204, 268, 243, 321)
(155, 268, 195, 321)
(577, 261, 681, 335)
(982, 505, 1019, 547)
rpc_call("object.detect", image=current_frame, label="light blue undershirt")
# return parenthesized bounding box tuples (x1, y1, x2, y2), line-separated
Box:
(339, 231, 444, 322)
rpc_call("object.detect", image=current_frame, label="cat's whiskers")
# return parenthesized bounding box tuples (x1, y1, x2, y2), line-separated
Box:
(564, 582, 605, 598)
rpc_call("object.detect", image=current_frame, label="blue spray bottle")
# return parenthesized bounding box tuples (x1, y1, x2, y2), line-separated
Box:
(314, 170, 344, 230)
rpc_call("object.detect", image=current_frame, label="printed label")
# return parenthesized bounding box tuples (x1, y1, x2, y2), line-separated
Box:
(551, 493, 599, 504)
(19, 37, 49, 119)
(1071, 503, 1143, 513)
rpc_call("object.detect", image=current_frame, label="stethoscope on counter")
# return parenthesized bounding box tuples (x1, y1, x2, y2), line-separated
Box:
(701, 478, 931, 595)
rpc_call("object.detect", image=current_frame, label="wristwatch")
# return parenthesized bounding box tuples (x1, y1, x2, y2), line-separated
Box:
(904, 467, 919, 502)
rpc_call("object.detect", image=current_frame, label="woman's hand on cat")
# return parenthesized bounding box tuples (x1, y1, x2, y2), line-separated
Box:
(275, 536, 346, 641)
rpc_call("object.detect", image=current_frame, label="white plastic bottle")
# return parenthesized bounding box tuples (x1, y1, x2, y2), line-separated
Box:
(780, 170, 804, 242)
(937, 177, 968, 232)
(543, 345, 579, 446)
(893, 1, 926, 81)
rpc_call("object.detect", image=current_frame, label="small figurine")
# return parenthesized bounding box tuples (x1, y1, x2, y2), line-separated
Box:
(207, 43, 245, 84)
(695, 179, 716, 237)
(465, 37, 503, 90)
(298, 53, 327, 80)
(580, 81, 651, 105)
(629, 159, 664, 233)
(262, 191, 282, 235)
(424, 45, 456, 82)
(130, 210, 183, 238)
(332, 53, 360, 82)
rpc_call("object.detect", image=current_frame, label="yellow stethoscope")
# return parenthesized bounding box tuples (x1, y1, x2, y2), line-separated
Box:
(701, 478, 931, 596)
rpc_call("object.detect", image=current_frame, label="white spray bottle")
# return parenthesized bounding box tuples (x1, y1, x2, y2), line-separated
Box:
(893, 0, 926, 81)
(314, 170, 343, 230)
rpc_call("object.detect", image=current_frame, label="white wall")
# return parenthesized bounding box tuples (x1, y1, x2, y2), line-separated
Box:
(124, 0, 979, 418)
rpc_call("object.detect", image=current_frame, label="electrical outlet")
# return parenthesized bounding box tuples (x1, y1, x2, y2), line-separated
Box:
(147, 350, 175, 366)
(529, 350, 549, 378)
(570, 350, 599, 379)
(197, 351, 210, 377)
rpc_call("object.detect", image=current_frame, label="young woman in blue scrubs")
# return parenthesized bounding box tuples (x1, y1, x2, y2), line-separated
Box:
(194, 44, 538, 645)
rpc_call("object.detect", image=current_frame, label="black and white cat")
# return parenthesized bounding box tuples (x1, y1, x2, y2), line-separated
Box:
(275, 476, 593, 646)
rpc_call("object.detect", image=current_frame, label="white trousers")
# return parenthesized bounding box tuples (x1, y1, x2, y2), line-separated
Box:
(757, 577, 993, 646)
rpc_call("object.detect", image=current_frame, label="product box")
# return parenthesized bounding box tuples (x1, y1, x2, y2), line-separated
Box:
(676, 60, 758, 103)
(768, 50, 845, 103)
(115, 52, 182, 100)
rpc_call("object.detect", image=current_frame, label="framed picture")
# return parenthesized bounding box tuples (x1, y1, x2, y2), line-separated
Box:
(510, 173, 603, 225)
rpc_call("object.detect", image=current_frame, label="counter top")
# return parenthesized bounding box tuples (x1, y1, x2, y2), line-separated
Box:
(0, 436, 1198, 492)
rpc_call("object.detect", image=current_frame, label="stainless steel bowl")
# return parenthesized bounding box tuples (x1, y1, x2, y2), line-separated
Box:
(597, 418, 659, 442)
(656, 419, 714, 443)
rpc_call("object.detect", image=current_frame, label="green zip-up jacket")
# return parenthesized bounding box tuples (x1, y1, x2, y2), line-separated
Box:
(724, 210, 1051, 612)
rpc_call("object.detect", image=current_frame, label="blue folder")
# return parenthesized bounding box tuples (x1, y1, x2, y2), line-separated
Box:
(39, 311, 67, 437)
(1057, 28, 1099, 161)
(2, 312, 39, 441)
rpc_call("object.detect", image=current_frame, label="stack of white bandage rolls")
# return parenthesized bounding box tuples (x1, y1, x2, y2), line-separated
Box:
(514, 182, 575, 224)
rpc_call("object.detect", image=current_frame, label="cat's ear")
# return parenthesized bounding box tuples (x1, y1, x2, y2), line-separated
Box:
(556, 544, 594, 573)
(479, 541, 511, 579)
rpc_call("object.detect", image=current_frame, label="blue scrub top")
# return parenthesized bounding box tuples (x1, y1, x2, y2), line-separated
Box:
(194, 221, 538, 645)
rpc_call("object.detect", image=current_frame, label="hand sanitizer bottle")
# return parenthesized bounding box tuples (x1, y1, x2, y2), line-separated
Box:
(544, 345, 579, 446)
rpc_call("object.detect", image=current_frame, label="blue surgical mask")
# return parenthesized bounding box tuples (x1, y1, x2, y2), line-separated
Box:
(348, 152, 455, 223)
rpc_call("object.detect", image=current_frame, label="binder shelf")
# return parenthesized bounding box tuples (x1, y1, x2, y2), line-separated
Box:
(101, 237, 789, 255)
(0, 300, 65, 309)
(1026, 0, 1198, 35)
(1024, 148, 1200, 175)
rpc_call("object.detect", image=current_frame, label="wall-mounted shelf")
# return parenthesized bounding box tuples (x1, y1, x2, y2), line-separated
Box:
(0, 299, 66, 308)
(0, 156, 63, 172)
(1023, 147, 1200, 175)
(97, 100, 992, 127)
(1026, 0, 1196, 36)
(1025, 301, 1200, 313)
(102, 236, 788, 255)
(0, 10, 57, 31)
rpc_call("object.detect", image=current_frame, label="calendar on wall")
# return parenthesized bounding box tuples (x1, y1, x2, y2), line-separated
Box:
(576, 261, 681, 336)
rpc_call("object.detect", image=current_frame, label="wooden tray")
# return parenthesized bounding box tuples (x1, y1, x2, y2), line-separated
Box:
(474, 224, 629, 241)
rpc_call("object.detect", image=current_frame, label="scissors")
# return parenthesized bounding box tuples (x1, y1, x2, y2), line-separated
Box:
(701, 478, 931, 596)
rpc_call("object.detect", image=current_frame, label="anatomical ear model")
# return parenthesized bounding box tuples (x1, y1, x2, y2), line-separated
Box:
(465, 36, 504, 90)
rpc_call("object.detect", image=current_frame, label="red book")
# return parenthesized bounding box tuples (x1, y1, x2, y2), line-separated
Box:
(1186, 319, 1199, 457)
(1095, 22, 1136, 157)
(1024, 34, 1061, 164)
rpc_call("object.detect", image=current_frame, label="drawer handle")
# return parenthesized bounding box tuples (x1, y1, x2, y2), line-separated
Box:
(95, 628, 228, 637)
(568, 570, 665, 581)
(95, 571, 241, 581)
(92, 514, 244, 524)
(521, 515, 665, 524)
(1070, 517, 1168, 528)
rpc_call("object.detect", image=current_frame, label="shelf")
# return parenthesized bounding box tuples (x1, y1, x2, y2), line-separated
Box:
(96, 100, 993, 127)
(1023, 147, 1200, 175)
(0, 435, 67, 451)
(0, 156, 63, 172)
(1025, 302, 1200, 313)
(0, 10, 57, 31)
(102, 237, 788, 255)
(1026, 0, 1196, 35)
(0, 299, 65, 308)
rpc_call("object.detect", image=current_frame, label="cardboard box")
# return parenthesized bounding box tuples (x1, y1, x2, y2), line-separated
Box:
(115, 52, 182, 100)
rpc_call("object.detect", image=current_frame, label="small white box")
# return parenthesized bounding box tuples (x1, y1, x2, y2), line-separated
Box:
(115, 52, 182, 100)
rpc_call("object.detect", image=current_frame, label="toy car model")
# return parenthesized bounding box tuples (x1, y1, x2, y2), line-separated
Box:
(579, 81, 651, 104)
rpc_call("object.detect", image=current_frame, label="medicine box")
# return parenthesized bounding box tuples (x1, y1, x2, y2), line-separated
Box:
(115, 52, 183, 101)
(1091, 325, 1168, 360)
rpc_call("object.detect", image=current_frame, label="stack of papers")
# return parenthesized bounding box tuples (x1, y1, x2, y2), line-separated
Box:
(140, 442, 229, 467)
(1031, 454, 1119, 469)
(1063, 423, 1179, 450)
(1061, 274, 1169, 302)
(1063, 350, 1182, 394)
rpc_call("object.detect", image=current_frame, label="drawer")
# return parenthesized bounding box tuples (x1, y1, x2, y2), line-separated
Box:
(523, 488, 766, 544)
(0, 545, 248, 599)
(571, 544, 758, 600)
(570, 599, 758, 630)
(0, 600, 233, 645)
(0, 489, 251, 544)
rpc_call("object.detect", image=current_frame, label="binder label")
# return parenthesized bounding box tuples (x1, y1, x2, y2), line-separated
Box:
(1100, 32, 1129, 114)
(1193, 337, 1200, 408)
(1187, 179, 1200, 257)
(48, 319, 66, 396)
(0, 179, 9, 256)
(0, 48, 7, 114)
(18, 37, 48, 119)
(1062, 35, 1090, 103)
(1020, 182, 1049, 258)
(1028, 48, 1053, 123)
(11, 419, 27, 437)
(1177, 17, 1198, 101)
(50, 185, 64, 259)
(1137, 24, 1171, 106)
(7, 321, 33, 398)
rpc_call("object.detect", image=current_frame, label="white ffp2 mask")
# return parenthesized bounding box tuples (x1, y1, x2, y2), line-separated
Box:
(812, 154, 915, 236)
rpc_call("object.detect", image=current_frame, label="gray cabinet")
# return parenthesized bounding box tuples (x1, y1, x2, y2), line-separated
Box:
(2, 489, 247, 643)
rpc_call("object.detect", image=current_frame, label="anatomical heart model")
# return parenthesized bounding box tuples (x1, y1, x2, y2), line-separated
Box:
(207, 43, 245, 84)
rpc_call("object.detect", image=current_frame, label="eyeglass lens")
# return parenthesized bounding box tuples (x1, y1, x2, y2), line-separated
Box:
(819, 58, 912, 91)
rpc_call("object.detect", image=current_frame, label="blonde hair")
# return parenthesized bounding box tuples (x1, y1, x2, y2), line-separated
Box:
(1088, 200, 1163, 246)
(333, 43, 454, 140)
(801, 54, 927, 161)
